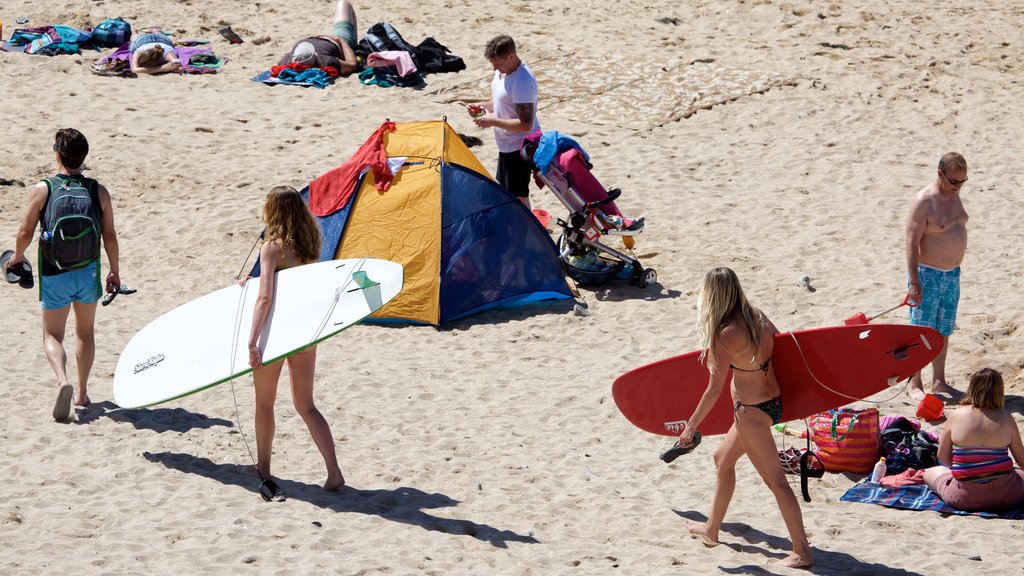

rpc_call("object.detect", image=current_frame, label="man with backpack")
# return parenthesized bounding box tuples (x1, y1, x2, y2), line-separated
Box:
(7, 128, 121, 422)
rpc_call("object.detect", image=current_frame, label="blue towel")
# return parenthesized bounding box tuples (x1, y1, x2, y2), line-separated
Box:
(251, 68, 333, 89)
(531, 131, 590, 173)
(841, 481, 1024, 519)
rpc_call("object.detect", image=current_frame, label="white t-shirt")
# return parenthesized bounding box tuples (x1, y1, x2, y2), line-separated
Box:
(491, 61, 540, 153)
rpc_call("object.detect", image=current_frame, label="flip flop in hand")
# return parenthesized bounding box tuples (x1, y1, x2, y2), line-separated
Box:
(661, 432, 702, 463)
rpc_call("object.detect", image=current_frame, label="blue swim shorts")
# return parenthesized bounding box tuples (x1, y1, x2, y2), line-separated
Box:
(908, 264, 960, 336)
(40, 260, 101, 310)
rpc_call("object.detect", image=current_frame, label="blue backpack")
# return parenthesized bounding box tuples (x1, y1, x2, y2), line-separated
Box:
(93, 17, 132, 48)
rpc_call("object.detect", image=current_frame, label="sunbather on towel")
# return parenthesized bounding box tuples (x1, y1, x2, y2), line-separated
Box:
(278, 0, 359, 76)
(924, 368, 1024, 512)
(129, 32, 182, 75)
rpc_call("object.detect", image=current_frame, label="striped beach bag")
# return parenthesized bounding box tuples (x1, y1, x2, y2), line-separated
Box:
(808, 407, 880, 474)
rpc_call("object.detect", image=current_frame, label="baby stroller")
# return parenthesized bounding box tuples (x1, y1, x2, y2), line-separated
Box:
(521, 130, 656, 288)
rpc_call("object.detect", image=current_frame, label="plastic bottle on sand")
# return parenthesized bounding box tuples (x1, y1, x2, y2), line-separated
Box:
(869, 457, 887, 484)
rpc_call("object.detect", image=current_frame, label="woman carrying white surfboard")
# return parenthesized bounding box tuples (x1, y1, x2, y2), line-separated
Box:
(244, 186, 345, 500)
(677, 267, 812, 569)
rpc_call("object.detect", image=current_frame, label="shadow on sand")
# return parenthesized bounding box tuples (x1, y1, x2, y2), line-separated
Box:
(144, 450, 539, 548)
(674, 510, 925, 576)
(74, 401, 234, 433)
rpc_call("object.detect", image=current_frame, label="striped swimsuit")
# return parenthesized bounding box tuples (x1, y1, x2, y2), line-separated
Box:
(951, 446, 1014, 483)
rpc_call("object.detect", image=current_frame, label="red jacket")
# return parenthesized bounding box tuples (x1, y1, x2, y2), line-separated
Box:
(309, 121, 396, 216)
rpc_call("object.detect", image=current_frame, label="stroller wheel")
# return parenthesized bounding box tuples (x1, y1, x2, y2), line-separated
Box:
(636, 268, 657, 288)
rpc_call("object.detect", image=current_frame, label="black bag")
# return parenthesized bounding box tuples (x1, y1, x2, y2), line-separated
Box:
(40, 176, 102, 270)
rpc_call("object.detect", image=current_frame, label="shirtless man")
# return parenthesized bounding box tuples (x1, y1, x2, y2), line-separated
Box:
(905, 152, 969, 400)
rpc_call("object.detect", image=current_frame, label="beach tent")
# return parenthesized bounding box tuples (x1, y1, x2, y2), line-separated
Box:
(304, 119, 573, 325)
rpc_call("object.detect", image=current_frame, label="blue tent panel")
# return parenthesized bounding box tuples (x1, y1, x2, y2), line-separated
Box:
(439, 163, 572, 323)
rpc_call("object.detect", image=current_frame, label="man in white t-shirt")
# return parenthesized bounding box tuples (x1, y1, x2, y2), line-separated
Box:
(467, 35, 540, 208)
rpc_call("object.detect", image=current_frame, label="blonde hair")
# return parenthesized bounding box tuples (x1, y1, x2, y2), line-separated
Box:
(136, 45, 165, 68)
(262, 186, 321, 264)
(697, 267, 762, 372)
(961, 368, 1004, 410)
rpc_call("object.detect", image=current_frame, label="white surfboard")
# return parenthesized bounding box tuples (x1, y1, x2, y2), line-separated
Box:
(113, 258, 403, 409)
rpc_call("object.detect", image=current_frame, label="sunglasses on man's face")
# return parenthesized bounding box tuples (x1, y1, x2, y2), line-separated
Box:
(942, 171, 968, 186)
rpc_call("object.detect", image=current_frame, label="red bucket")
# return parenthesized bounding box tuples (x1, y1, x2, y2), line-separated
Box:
(916, 393, 945, 420)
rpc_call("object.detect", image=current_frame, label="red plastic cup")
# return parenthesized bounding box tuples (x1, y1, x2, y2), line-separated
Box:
(916, 393, 945, 420)
(844, 311, 869, 326)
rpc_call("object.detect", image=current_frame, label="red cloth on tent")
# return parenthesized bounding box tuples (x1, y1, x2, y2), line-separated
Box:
(309, 121, 397, 217)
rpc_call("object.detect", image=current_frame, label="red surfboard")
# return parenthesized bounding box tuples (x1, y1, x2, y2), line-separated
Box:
(612, 323, 943, 437)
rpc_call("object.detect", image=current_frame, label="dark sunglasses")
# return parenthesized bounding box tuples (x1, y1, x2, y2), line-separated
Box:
(942, 171, 968, 186)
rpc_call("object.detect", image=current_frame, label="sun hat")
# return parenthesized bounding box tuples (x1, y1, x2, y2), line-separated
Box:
(292, 41, 317, 66)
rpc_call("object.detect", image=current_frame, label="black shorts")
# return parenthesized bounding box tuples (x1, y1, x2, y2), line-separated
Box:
(496, 150, 532, 198)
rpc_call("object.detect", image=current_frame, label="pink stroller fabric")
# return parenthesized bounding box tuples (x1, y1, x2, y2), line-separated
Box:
(556, 148, 622, 217)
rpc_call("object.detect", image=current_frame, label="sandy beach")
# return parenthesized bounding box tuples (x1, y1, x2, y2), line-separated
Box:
(3, 0, 1024, 574)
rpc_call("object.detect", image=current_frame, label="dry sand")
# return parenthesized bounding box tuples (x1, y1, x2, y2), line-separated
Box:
(2, 0, 1024, 574)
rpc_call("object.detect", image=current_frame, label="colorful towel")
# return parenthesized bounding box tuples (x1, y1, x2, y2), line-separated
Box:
(2, 25, 96, 55)
(95, 43, 224, 75)
(841, 481, 1024, 519)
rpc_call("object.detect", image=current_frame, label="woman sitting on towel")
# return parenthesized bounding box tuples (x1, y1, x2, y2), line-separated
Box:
(129, 31, 182, 75)
(244, 186, 345, 500)
(677, 267, 812, 569)
(924, 368, 1024, 511)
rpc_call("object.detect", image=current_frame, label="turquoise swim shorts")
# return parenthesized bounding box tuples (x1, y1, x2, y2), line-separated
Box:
(908, 264, 960, 337)
(331, 21, 356, 48)
(40, 260, 101, 310)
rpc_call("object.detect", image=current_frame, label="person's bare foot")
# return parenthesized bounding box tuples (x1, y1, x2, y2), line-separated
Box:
(931, 381, 960, 396)
(687, 521, 719, 547)
(74, 392, 90, 407)
(324, 470, 345, 491)
(909, 386, 926, 401)
(776, 552, 813, 569)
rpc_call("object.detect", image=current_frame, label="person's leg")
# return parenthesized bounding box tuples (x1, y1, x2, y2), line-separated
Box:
(331, 0, 357, 46)
(923, 465, 951, 491)
(287, 346, 344, 490)
(253, 360, 285, 480)
(687, 425, 744, 546)
(70, 300, 97, 406)
(734, 406, 813, 568)
(930, 270, 960, 395)
(42, 306, 73, 420)
(908, 266, 941, 400)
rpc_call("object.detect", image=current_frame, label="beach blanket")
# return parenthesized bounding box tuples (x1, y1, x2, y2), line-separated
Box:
(841, 481, 1024, 520)
(1, 25, 96, 55)
(251, 62, 338, 88)
(92, 43, 224, 76)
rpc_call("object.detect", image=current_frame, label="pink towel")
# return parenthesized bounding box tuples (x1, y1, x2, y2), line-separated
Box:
(366, 50, 417, 77)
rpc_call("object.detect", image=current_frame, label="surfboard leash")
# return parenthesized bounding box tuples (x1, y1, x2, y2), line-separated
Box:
(786, 332, 912, 405)
(226, 278, 264, 484)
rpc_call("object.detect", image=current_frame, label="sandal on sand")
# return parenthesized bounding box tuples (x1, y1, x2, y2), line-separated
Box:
(259, 478, 286, 502)
(53, 384, 73, 422)
(218, 26, 244, 44)
(660, 432, 702, 463)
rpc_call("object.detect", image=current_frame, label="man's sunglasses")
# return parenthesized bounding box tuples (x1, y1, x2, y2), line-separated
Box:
(942, 171, 968, 186)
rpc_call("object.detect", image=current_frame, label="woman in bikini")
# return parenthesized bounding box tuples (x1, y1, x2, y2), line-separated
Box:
(677, 267, 812, 569)
(924, 368, 1024, 511)
(244, 186, 345, 500)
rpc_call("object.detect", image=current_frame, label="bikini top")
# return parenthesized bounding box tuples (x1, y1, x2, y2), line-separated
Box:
(730, 357, 771, 373)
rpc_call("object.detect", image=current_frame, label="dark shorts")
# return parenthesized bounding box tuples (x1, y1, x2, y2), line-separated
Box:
(735, 395, 783, 425)
(933, 469, 1024, 512)
(496, 151, 533, 199)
